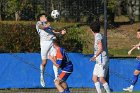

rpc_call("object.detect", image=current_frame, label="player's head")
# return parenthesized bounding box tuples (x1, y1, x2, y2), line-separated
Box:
(37, 13, 47, 22)
(90, 21, 100, 33)
(53, 39, 61, 48)
(137, 29, 140, 39)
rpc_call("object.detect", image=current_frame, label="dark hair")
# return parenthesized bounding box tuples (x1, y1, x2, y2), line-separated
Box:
(53, 39, 61, 46)
(37, 13, 46, 21)
(90, 21, 100, 33)
(137, 29, 140, 32)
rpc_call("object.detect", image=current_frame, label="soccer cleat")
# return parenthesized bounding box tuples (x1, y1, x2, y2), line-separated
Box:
(123, 87, 133, 92)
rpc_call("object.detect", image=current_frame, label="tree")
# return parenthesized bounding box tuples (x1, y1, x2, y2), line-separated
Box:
(107, 0, 117, 23)
(127, 0, 137, 23)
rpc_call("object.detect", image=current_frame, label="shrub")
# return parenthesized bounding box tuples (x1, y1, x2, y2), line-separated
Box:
(0, 21, 93, 54)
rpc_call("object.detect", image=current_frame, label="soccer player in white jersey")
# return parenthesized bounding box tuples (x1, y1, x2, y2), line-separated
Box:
(123, 29, 140, 92)
(36, 13, 66, 87)
(90, 22, 111, 93)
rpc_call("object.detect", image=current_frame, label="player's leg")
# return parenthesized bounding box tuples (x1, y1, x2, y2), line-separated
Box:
(61, 82, 70, 93)
(54, 79, 65, 93)
(53, 65, 59, 79)
(93, 64, 102, 93)
(40, 51, 47, 87)
(55, 72, 71, 93)
(98, 64, 110, 93)
(60, 73, 71, 93)
(40, 41, 53, 87)
(130, 70, 140, 89)
(123, 62, 140, 92)
(123, 70, 140, 92)
(49, 46, 59, 79)
(99, 77, 110, 93)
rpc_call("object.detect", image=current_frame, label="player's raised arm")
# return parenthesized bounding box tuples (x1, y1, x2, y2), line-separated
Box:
(128, 43, 140, 55)
(52, 29, 66, 35)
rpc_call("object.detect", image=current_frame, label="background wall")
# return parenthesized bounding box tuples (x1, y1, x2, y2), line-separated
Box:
(0, 53, 140, 92)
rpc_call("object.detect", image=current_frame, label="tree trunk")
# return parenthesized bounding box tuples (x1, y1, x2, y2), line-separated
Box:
(0, 11, 1, 21)
(139, 0, 140, 21)
(116, 0, 122, 16)
(0, 0, 2, 21)
(15, 11, 20, 21)
(127, 0, 136, 24)
(51, 0, 54, 10)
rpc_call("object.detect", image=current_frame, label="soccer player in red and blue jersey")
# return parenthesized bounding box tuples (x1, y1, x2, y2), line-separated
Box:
(49, 39, 73, 93)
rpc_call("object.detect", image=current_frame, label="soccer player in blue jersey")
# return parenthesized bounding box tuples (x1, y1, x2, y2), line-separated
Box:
(90, 22, 111, 93)
(36, 13, 66, 87)
(49, 39, 73, 93)
(123, 29, 140, 92)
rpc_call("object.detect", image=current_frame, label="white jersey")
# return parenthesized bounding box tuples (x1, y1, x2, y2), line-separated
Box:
(94, 33, 108, 65)
(36, 21, 56, 42)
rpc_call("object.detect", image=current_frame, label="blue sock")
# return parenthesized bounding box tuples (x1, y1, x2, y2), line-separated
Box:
(131, 75, 139, 86)
(64, 87, 70, 93)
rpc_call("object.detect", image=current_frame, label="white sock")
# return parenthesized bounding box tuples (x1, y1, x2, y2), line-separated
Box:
(95, 82, 102, 93)
(40, 65, 44, 77)
(130, 85, 134, 89)
(53, 65, 58, 79)
(103, 83, 111, 93)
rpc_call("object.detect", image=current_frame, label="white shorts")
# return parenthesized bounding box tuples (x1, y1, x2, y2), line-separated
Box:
(40, 41, 56, 59)
(93, 63, 108, 77)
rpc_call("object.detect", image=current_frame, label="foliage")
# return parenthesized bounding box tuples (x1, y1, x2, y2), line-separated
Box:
(0, 21, 93, 54)
(1, 21, 140, 57)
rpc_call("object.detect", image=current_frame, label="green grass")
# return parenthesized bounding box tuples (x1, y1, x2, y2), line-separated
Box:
(113, 92, 140, 93)
(0, 88, 139, 93)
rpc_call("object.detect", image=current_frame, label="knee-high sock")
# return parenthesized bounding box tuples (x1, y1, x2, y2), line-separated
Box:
(103, 83, 110, 93)
(95, 82, 102, 93)
(130, 74, 139, 89)
(53, 65, 58, 79)
(40, 65, 44, 77)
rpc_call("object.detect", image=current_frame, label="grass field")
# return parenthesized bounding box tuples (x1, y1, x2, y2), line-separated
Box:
(0, 88, 140, 93)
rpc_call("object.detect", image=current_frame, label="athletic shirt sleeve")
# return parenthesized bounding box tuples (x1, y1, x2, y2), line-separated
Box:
(95, 33, 102, 43)
(94, 33, 103, 53)
(36, 21, 56, 41)
(56, 47, 63, 65)
(36, 21, 42, 34)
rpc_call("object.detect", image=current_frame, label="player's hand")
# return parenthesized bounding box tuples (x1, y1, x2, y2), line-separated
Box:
(128, 50, 132, 55)
(61, 29, 66, 35)
(90, 56, 96, 61)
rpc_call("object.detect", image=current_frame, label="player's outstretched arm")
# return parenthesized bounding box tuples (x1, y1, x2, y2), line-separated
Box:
(128, 43, 140, 55)
(52, 29, 66, 35)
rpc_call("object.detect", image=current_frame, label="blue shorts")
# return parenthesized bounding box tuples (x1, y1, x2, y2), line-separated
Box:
(59, 72, 71, 81)
(136, 62, 140, 71)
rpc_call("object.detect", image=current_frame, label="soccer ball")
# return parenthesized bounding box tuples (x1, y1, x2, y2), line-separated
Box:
(51, 10, 60, 19)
